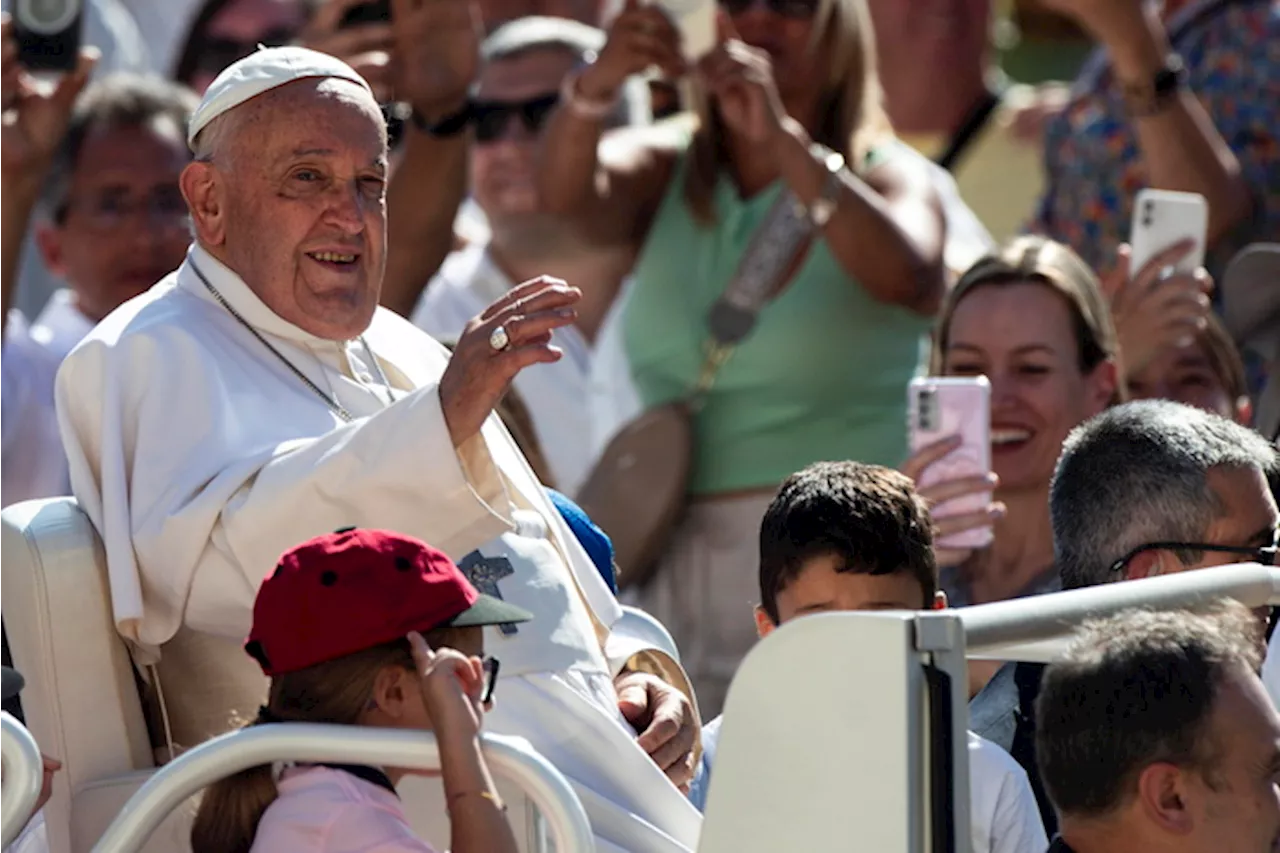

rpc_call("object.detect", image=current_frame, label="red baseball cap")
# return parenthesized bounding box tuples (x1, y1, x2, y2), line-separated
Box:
(246, 528, 532, 676)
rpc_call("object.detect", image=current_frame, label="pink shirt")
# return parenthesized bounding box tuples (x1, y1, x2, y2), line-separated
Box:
(251, 766, 436, 853)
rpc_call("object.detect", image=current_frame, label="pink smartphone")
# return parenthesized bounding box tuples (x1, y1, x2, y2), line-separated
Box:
(907, 377, 993, 552)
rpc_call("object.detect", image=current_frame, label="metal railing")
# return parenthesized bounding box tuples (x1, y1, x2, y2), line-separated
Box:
(91, 724, 593, 853)
(960, 563, 1280, 661)
(2, 711, 44, 848)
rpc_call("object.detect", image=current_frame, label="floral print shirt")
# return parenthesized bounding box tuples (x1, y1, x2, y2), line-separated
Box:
(1031, 0, 1280, 277)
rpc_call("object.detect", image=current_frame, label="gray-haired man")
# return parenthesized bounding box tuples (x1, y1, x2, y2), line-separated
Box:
(970, 399, 1279, 835)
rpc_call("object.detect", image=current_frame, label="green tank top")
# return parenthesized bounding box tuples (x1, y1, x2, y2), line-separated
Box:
(624, 144, 931, 496)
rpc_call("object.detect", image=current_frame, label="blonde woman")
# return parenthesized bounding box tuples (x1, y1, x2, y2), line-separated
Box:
(538, 0, 946, 715)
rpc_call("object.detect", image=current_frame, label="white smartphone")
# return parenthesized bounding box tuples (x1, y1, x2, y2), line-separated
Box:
(1128, 189, 1208, 279)
(600, 0, 716, 61)
(907, 377, 993, 552)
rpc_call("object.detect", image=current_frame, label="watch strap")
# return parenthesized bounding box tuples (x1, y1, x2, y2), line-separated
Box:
(1119, 54, 1187, 117)
(410, 101, 473, 138)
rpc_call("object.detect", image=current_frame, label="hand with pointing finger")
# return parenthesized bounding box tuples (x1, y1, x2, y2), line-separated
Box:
(439, 276, 581, 447)
(697, 11, 786, 146)
(616, 671, 697, 790)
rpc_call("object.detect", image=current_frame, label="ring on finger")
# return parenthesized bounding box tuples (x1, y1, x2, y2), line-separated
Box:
(489, 323, 512, 353)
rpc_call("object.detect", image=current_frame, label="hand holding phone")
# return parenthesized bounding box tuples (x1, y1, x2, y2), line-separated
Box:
(11, 0, 83, 73)
(904, 378, 1003, 565)
(1, 15, 95, 180)
(1128, 189, 1207, 279)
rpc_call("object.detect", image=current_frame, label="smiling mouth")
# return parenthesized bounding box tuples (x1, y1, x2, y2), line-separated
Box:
(306, 251, 359, 266)
(992, 428, 1032, 448)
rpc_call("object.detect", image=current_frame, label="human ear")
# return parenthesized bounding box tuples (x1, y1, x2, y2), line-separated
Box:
(1136, 762, 1196, 835)
(180, 161, 226, 247)
(754, 605, 777, 639)
(1087, 358, 1120, 415)
(34, 225, 68, 277)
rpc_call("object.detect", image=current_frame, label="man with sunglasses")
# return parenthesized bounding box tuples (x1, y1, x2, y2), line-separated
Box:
(411, 15, 645, 496)
(969, 398, 1280, 837)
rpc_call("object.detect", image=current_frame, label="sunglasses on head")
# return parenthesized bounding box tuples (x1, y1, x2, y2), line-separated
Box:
(717, 0, 820, 19)
(471, 93, 560, 144)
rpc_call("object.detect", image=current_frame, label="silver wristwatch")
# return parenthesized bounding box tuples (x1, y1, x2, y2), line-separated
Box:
(808, 144, 846, 227)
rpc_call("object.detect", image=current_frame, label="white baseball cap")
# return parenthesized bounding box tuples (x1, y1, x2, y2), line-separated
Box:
(187, 46, 373, 148)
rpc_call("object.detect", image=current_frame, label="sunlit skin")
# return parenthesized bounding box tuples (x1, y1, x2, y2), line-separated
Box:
(754, 552, 945, 637)
(181, 78, 389, 341)
(37, 121, 190, 322)
(943, 282, 1115, 495)
(1127, 340, 1251, 425)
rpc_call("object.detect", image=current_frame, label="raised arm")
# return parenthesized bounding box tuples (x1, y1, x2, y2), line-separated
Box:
(700, 19, 946, 316)
(55, 278, 578, 654)
(0, 20, 94, 335)
(1045, 0, 1251, 245)
(379, 0, 481, 318)
(536, 0, 681, 224)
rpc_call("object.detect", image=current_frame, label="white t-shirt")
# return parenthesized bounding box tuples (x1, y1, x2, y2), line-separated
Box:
(691, 719, 1047, 853)
(412, 242, 641, 497)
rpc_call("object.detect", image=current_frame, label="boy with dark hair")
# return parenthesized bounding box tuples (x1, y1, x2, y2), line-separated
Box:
(690, 461, 1047, 853)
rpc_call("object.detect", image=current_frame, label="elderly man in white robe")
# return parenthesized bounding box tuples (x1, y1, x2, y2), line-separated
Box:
(54, 5, 701, 851)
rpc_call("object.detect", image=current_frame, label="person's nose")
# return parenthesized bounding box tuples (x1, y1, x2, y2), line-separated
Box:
(322, 181, 369, 235)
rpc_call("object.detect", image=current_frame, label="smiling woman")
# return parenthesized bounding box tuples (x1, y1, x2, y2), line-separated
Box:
(907, 236, 1121, 612)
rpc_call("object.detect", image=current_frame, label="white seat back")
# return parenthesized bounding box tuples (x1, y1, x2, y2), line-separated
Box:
(1, 499, 155, 853)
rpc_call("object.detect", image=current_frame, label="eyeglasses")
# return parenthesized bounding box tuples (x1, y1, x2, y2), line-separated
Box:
(1107, 526, 1280, 577)
(60, 187, 189, 232)
(717, 0, 820, 20)
(471, 93, 560, 145)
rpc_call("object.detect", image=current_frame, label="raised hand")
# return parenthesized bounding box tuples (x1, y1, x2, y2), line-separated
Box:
(1102, 240, 1212, 378)
(439, 275, 581, 446)
(1, 15, 96, 182)
(696, 12, 785, 145)
(576, 0, 684, 103)
(300, 0, 395, 102)
(408, 631, 486, 734)
(387, 0, 481, 120)
(901, 435, 1005, 569)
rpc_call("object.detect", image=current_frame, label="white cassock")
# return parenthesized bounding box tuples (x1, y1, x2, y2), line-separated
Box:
(56, 244, 703, 853)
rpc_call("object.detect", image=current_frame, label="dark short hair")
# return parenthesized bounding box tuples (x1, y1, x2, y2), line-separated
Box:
(1051, 400, 1276, 590)
(38, 73, 197, 224)
(1035, 603, 1262, 820)
(758, 461, 937, 623)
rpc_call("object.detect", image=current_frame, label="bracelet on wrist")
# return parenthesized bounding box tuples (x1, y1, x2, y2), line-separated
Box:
(560, 70, 617, 120)
(447, 789, 507, 812)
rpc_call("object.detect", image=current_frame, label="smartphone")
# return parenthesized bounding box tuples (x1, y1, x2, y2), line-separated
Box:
(340, 0, 391, 28)
(1128, 189, 1208, 280)
(12, 0, 84, 73)
(907, 377, 993, 552)
(601, 0, 715, 61)
(659, 0, 716, 60)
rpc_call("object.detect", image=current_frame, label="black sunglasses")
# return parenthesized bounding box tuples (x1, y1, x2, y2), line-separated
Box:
(717, 0, 820, 19)
(482, 656, 500, 705)
(1108, 526, 1280, 577)
(472, 93, 560, 144)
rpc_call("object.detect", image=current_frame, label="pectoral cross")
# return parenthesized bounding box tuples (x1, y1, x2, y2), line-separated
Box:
(459, 552, 519, 635)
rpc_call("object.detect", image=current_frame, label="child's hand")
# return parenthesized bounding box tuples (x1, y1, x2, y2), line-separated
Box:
(408, 632, 485, 735)
(36, 754, 61, 812)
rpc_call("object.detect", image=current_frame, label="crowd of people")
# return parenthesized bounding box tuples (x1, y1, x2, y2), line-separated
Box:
(1, 0, 1278, 851)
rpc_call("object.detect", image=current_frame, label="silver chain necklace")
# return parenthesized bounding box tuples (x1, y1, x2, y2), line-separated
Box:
(191, 260, 394, 423)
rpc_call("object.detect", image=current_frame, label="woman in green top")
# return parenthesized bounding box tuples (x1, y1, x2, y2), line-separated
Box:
(538, 0, 947, 715)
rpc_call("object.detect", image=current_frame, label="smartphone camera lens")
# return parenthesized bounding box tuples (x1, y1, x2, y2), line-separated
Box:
(1142, 201, 1154, 228)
